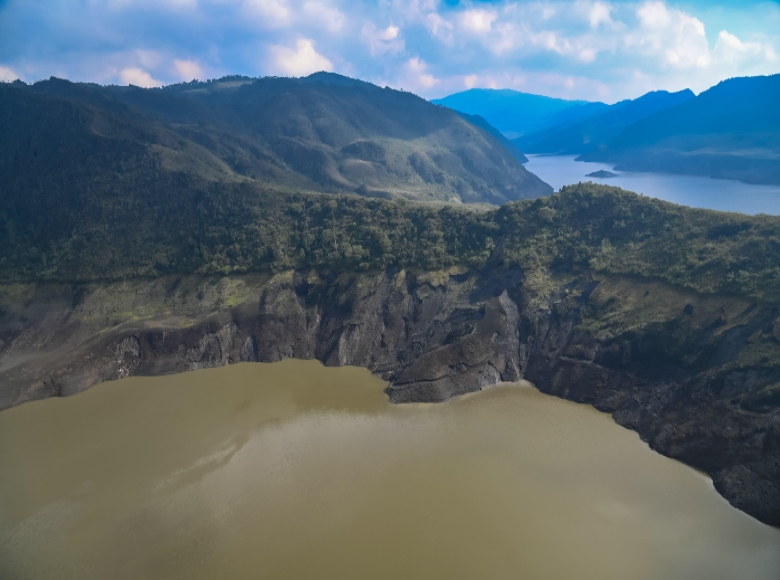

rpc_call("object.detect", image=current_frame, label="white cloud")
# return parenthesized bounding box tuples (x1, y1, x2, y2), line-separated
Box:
(268, 38, 333, 76)
(425, 12, 454, 45)
(714, 30, 778, 66)
(302, 2, 347, 34)
(362, 23, 404, 57)
(578, 47, 597, 63)
(634, 1, 710, 68)
(242, 0, 292, 28)
(0, 65, 20, 82)
(540, 6, 556, 21)
(425, 69, 611, 101)
(174, 59, 203, 80)
(458, 8, 497, 34)
(3, 0, 780, 102)
(389, 56, 440, 93)
(119, 67, 163, 87)
(584, 1, 612, 29)
(134, 49, 160, 67)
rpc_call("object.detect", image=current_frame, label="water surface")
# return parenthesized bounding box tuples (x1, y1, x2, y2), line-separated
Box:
(0, 360, 778, 579)
(525, 154, 780, 215)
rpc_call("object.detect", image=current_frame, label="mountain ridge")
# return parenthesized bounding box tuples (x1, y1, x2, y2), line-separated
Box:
(1, 183, 779, 527)
(578, 74, 780, 185)
(3, 73, 552, 206)
(432, 88, 608, 137)
(514, 88, 695, 155)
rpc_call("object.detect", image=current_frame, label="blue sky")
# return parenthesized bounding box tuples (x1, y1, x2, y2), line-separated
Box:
(1, 0, 778, 102)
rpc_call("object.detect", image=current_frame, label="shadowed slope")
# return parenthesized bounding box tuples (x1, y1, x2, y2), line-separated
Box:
(578, 74, 780, 185)
(515, 89, 694, 155)
(4, 73, 552, 205)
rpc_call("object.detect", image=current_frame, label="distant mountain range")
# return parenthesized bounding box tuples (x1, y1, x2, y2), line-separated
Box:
(436, 74, 780, 186)
(578, 74, 780, 185)
(431, 89, 608, 138)
(514, 89, 695, 155)
(1, 73, 551, 206)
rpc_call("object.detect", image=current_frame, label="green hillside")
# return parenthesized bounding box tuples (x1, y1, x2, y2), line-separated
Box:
(2, 167, 780, 304)
(2, 74, 551, 206)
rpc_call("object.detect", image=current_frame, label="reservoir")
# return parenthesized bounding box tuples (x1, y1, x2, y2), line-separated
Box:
(525, 154, 780, 215)
(0, 360, 778, 579)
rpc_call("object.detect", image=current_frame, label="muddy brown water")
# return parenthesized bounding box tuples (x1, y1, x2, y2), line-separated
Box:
(0, 360, 778, 580)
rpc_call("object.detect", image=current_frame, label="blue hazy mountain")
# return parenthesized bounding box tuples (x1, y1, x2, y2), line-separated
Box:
(578, 74, 780, 185)
(514, 89, 695, 155)
(432, 89, 608, 138)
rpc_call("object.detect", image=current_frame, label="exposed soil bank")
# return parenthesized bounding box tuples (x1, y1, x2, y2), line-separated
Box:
(1, 268, 778, 526)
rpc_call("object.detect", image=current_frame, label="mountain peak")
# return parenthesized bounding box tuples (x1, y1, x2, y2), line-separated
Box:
(3, 74, 551, 205)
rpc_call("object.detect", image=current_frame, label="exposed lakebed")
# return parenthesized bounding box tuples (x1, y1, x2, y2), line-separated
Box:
(0, 360, 778, 579)
(525, 154, 780, 215)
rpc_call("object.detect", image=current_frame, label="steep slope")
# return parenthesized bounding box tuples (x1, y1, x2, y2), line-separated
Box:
(432, 88, 607, 137)
(514, 89, 694, 154)
(452, 111, 528, 163)
(1, 184, 779, 526)
(578, 74, 780, 184)
(3, 74, 551, 205)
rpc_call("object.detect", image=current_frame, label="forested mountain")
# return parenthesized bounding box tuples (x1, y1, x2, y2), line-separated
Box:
(451, 110, 528, 163)
(2, 71, 779, 527)
(514, 89, 694, 154)
(578, 74, 780, 185)
(432, 88, 607, 137)
(1, 73, 551, 206)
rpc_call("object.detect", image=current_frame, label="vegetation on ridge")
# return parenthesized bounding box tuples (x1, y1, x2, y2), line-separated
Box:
(1, 74, 551, 205)
(2, 177, 780, 303)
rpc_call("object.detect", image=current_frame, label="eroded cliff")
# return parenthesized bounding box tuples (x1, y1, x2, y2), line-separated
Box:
(1, 267, 778, 526)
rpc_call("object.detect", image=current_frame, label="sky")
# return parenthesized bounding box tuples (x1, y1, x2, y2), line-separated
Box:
(0, 0, 779, 102)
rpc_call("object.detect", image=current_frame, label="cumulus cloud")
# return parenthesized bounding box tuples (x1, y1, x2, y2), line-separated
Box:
(403, 57, 439, 90)
(1, 0, 779, 101)
(634, 1, 710, 68)
(0, 65, 20, 82)
(714, 30, 778, 66)
(242, 0, 293, 29)
(268, 38, 333, 76)
(362, 23, 404, 57)
(173, 59, 203, 81)
(424, 12, 455, 46)
(457, 8, 497, 34)
(119, 67, 163, 87)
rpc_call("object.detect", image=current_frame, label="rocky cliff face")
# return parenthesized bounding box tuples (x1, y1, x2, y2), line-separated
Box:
(0, 268, 778, 526)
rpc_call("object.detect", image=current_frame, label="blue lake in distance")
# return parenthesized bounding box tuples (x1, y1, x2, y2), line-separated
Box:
(524, 154, 780, 215)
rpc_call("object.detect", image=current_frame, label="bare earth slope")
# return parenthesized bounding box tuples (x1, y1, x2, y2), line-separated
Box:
(1, 267, 778, 527)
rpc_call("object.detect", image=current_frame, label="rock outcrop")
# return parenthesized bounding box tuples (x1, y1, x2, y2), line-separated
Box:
(0, 268, 778, 526)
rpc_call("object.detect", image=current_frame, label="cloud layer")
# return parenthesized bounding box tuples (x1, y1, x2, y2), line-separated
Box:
(0, 0, 778, 101)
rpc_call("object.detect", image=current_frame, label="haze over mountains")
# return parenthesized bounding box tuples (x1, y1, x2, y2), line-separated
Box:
(2, 73, 551, 207)
(579, 74, 780, 185)
(432, 89, 608, 138)
(435, 74, 780, 186)
(514, 89, 695, 155)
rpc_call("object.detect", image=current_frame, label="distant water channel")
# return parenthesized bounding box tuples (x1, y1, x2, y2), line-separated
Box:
(525, 154, 780, 215)
(1, 361, 778, 580)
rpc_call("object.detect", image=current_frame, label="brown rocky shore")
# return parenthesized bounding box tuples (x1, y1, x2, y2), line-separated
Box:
(1, 267, 778, 526)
